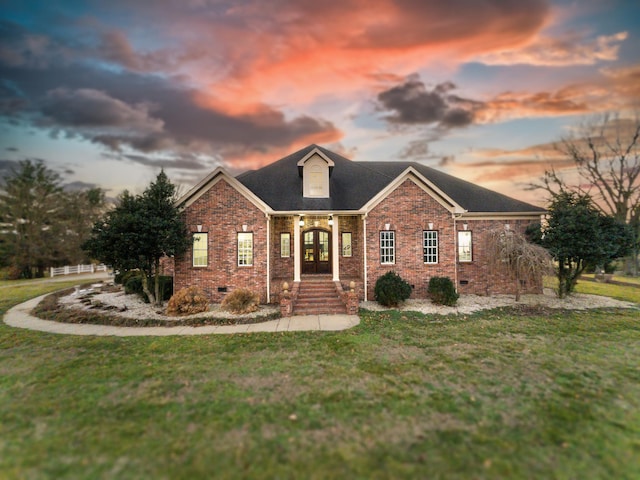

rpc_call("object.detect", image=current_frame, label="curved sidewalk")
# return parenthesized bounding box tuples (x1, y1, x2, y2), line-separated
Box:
(4, 294, 360, 337)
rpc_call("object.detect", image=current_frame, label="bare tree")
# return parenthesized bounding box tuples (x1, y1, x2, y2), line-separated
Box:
(536, 113, 640, 274)
(485, 227, 553, 301)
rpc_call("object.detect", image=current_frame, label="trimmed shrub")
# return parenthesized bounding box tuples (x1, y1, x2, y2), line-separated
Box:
(221, 288, 260, 314)
(374, 271, 412, 307)
(428, 277, 459, 306)
(166, 286, 210, 316)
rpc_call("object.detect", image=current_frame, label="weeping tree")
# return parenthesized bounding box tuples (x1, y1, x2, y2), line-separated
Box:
(84, 171, 189, 307)
(485, 226, 553, 301)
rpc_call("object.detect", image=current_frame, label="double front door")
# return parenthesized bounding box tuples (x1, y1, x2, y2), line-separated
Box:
(302, 229, 331, 274)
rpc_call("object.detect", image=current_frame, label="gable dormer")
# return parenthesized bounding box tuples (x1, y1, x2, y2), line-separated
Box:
(297, 148, 334, 198)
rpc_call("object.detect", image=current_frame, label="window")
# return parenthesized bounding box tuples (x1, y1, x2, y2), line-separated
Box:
(309, 166, 324, 196)
(423, 230, 438, 264)
(238, 232, 253, 266)
(280, 233, 290, 258)
(342, 232, 352, 257)
(380, 231, 395, 264)
(192, 233, 208, 267)
(458, 231, 472, 262)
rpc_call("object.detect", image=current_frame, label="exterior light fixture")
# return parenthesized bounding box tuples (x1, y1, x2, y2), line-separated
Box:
(428, 222, 434, 230)
(504, 223, 511, 230)
(299, 217, 304, 227)
(463, 223, 469, 231)
(242, 224, 248, 232)
(328, 215, 334, 226)
(197, 224, 203, 232)
(385, 223, 391, 231)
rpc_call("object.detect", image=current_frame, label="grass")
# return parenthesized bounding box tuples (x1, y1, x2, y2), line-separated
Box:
(1, 280, 639, 479)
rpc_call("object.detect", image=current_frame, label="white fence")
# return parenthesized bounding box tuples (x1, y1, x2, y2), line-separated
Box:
(50, 264, 108, 277)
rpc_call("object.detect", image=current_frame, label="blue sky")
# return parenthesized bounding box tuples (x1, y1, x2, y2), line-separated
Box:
(1, 0, 639, 204)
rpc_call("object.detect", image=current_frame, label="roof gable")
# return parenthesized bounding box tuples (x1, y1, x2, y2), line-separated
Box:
(176, 167, 269, 212)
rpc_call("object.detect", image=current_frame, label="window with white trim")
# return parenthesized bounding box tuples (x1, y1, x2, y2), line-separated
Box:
(280, 233, 290, 258)
(238, 232, 253, 266)
(423, 230, 438, 264)
(380, 231, 395, 264)
(458, 231, 472, 262)
(192, 233, 208, 267)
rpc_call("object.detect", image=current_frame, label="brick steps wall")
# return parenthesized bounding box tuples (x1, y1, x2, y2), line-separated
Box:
(293, 277, 347, 315)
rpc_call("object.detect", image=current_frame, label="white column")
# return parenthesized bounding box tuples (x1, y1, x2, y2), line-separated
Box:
(266, 213, 271, 302)
(363, 215, 368, 302)
(332, 215, 340, 282)
(294, 215, 301, 282)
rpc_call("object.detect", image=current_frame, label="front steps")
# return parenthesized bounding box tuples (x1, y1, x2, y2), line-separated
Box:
(293, 276, 347, 315)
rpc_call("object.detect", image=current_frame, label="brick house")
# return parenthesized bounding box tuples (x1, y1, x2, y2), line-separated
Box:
(174, 145, 545, 314)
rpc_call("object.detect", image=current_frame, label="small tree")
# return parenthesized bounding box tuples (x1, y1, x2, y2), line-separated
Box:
(535, 192, 632, 298)
(83, 171, 190, 306)
(485, 227, 553, 301)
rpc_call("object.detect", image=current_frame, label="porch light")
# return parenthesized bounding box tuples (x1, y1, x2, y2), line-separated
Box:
(299, 217, 304, 227)
(328, 215, 334, 226)
(463, 223, 468, 231)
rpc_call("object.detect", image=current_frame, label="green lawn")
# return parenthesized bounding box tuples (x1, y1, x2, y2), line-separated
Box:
(1, 281, 639, 479)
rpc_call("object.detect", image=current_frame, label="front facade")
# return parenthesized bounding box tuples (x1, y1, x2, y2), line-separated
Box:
(174, 145, 545, 306)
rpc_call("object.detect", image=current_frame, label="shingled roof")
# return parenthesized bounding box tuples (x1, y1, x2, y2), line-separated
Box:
(236, 144, 544, 214)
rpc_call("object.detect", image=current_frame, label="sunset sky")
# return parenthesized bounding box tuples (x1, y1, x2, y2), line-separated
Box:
(1, 0, 639, 205)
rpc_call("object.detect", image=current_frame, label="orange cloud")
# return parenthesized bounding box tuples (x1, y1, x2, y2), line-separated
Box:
(170, 0, 550, 108)
(476, 31, 628, 66)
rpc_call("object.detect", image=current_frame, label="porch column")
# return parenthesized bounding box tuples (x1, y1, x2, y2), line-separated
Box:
(332, 215, 340, 281)
(294, 214, 301, 282)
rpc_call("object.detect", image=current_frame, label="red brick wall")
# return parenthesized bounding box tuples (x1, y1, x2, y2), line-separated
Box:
(364, 179, 542, 299)
(338, 215, 363, 279)
(456, 219, 543, 296)
(173, 179, 269, 303)
(365, 179, 456, 300)
(271, 216, 294, 281)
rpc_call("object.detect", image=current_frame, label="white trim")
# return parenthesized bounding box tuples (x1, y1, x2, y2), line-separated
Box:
(176, 167, 270, 213)
(361, 167, 466, 215)
(266, 213, 270, 303)
(459, 212, 545, 220)
(363, 215, 368, 302)
(294, 215, 301, 282)
(332, 215, 339, 281)
(296, 147, 335, 168)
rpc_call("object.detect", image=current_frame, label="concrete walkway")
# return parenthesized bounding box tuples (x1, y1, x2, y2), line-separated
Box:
(3, 293, 360, 337)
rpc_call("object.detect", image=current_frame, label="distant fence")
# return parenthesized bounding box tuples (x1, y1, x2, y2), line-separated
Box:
(50, 264, 108, 277)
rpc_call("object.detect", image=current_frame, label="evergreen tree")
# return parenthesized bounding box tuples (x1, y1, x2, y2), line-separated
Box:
(83, 171, 189, 306)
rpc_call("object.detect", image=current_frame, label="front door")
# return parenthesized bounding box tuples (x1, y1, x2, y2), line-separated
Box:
(302, 229, 331, 274)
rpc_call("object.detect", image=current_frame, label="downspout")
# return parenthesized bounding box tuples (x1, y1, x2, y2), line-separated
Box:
(363, 213, 368, 301)
(266, 213, 271, 303)
(453, 213, 459, 292)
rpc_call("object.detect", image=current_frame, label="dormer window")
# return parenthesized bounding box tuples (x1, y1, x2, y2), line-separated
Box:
(297, 149, 334, 198)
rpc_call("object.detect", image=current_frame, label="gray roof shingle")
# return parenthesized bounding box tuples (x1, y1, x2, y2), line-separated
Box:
(235, 144, 544, 214)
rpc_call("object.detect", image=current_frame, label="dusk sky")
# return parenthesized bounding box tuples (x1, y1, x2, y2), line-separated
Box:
(1, 0, 639, 205)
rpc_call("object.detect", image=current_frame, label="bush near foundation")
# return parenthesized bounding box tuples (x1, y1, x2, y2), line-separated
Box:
(221, 288, 260, 314)
(428, 277, 459, 306)
(166, 286, 210, 316)
(374, 271, 412, 307)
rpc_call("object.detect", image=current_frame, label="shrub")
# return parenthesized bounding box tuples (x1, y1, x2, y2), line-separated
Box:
(166, 286, 210, 316)
(221, 288, 260, 314)
(428, 277, 459, 306)
(374, 271, 412, 307)
(124, 272, 173, 303)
